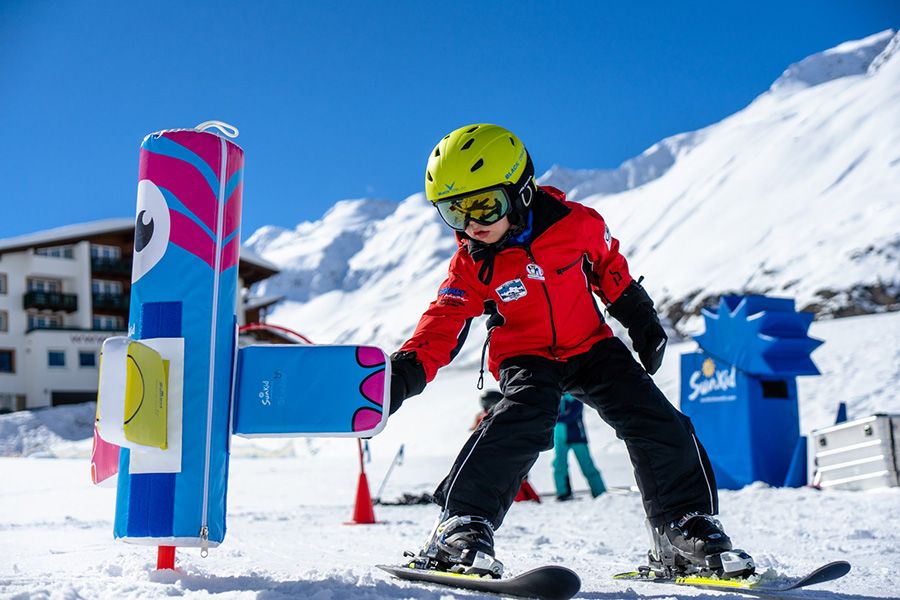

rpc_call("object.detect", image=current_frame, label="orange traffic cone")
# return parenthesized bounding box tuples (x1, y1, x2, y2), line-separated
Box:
(348, 471, 377, 524)
(346, 439, 377, 524)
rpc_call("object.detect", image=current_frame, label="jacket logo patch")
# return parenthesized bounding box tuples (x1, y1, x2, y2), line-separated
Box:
(526, 263, 545, 281)
(496, 278, 528, 302)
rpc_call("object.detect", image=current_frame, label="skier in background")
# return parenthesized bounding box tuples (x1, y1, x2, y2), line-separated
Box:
(471, 389, 503, 430)
(386, 123, 753, 579)
(473, 390, 540, 503)
(553, 392, 606, 501)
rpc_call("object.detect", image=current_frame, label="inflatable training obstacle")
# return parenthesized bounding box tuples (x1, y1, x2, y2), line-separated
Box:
(91, 121, 390, 566)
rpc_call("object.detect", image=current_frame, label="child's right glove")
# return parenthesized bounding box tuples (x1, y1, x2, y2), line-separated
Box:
(388, 351, 426, 415)
(607, 279, 668, 375)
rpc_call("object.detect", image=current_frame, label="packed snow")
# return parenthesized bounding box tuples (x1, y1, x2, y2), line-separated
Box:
(3, 311, 899, 599)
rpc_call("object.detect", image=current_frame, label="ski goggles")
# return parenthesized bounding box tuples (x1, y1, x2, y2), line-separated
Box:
(434, 187, 513, 231)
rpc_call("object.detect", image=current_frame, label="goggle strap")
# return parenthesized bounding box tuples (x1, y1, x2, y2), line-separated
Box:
(516, 176, 534, 207)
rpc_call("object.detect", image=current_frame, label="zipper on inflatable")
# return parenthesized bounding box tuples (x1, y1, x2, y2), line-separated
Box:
(199, 135, 228, 552)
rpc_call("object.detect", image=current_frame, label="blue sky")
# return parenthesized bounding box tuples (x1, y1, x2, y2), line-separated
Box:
(0, 1, 896, 240)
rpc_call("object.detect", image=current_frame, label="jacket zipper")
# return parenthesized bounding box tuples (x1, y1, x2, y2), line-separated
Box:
(556, 255, 583, 275)
(524, 246, 559, 358)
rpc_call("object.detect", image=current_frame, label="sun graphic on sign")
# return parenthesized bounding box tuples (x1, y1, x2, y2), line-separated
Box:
(702, 358, 716, 378)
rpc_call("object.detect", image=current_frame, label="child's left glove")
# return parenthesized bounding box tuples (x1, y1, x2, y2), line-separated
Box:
(388, 351, 427, 415)
(607, 280, 668, 375)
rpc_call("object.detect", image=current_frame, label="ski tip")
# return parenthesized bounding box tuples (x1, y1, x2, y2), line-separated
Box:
(819, 560, 851, 578)
(523, 565, 580, 578)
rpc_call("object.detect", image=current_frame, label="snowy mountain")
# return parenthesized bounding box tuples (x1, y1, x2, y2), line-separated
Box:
(245, 30, 900, 365)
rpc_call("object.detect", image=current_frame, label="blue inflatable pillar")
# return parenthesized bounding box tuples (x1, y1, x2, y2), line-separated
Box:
(681, 295, 823, 489)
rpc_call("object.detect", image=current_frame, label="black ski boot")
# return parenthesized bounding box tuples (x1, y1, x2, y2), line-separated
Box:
(649, 513, 755, 578)
(409, 515, 504, 578)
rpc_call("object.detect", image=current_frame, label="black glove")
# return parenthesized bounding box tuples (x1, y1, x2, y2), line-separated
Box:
(388, 351, 426, 415)
(607, 280, 668, 375)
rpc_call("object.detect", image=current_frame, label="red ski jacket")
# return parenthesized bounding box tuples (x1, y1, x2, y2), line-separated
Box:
(399, 186, 634, 382)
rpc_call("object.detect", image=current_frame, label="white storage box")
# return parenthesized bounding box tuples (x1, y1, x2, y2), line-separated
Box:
(809, 414, 899, 490)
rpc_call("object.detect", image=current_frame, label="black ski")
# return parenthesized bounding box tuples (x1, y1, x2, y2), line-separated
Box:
(379, 564, 581, 600)
(614, 560, 851, 598)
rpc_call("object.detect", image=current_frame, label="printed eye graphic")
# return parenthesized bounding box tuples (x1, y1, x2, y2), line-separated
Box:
(135, 210, 154, 252)
(132, 180, 171, 283)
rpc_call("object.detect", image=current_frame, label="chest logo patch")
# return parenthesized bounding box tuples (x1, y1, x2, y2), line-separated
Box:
(526, 263, 545, 281)
(496, 278, 528, 302)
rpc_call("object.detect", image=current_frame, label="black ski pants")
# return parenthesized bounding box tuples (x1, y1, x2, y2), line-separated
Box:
(432, 336, 718, 529)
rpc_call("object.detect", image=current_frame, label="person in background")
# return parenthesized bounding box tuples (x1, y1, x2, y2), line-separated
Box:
(473, 390, 540, 503)
(553, 392, 606, 501)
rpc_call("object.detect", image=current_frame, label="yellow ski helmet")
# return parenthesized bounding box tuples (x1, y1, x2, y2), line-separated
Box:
(425, 124, 535, 231)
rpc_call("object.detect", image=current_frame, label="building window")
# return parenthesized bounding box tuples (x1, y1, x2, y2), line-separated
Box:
(93, 315, 125, 331)
(0, 310, 7, 333)
(0, 273, 7, 295)
(79, 351, 97, 368)
(0, 393, 14, 413)
(35, 245, 74, 259)
(92, 279, 123, 295)
(27, 313, 63, 330)
(91, 244, 121, 260)
(0, 349, 15, 373)
(27, 278, 62, 293)
(48, 350, 66, 367)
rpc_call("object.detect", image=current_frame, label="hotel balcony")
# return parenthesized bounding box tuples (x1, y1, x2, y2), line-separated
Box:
(23, 291, 78, 313)
(91, 256, 132, 276)
(92, 293, 130, 312)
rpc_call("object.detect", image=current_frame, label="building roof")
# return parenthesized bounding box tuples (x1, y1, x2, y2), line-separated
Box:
(238, 248, 280, 273)
(0, 218, 134, 254)
(244, 294, 284, 311)
(0, 218, 280, 281)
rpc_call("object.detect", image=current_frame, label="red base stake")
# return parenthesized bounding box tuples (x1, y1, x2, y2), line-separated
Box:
(157, 546, 176, 570)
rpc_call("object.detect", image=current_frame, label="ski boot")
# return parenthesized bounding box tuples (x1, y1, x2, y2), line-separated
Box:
(647, 513, 755, 579)
(405, 515, 504, 578)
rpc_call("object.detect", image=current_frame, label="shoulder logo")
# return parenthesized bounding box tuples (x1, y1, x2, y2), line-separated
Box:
(496, 278, 528, 302)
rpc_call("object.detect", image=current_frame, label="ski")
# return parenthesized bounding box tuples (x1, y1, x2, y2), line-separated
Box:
(613, 560, 851, 598)
(379, 564, 581, 600)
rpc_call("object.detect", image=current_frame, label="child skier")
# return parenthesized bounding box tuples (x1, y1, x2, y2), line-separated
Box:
(387, 124, 753, 579)
(553, 392, 606, 500)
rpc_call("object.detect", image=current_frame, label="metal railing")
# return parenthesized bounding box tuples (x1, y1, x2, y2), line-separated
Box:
(23, 291, 78, 313)
(91, 256, 131, 275)
(92, 293, 130, 311)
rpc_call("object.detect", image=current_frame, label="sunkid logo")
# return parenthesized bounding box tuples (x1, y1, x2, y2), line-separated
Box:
(258, 380, 271, 406)
(688, 362, 737, 402)
(258, 370, 283, 407)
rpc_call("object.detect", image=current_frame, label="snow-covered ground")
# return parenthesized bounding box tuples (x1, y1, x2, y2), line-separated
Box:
(2, 311, 899, 599)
